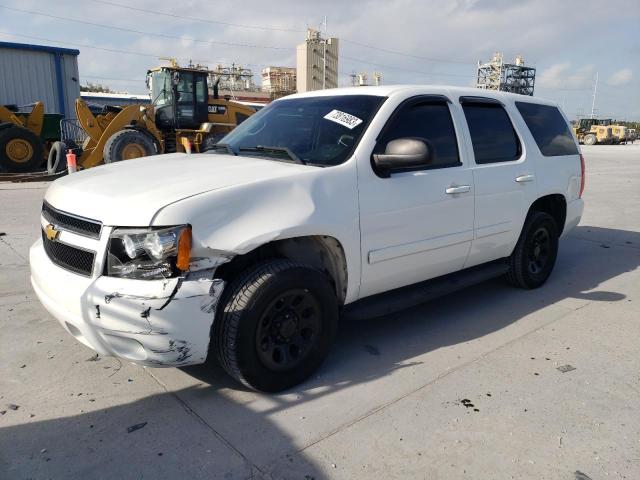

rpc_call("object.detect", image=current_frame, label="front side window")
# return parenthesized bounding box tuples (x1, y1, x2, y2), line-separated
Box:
(515, 102, 579, 156)
(462, 103, 521, 164)
(220, 95, 386, 166)
(375, 100, 461, 168)
(150, 71, 172, 106)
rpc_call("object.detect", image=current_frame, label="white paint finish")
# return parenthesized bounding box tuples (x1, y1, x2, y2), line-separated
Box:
(44, 153, 319, 226)
(357, 163, 474, 297)
(154, 157, 362, 302)
(563, 198, 584, 237)
(30, 238, 221, 366)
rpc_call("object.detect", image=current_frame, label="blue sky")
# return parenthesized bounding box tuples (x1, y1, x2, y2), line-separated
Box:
(1, 0, 638, 120)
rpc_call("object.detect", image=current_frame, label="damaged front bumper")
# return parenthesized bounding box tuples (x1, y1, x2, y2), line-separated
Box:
(30, 238, 225, 367)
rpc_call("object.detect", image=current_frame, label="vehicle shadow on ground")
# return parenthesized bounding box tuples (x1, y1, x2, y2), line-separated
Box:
(2, 226, 637, 479)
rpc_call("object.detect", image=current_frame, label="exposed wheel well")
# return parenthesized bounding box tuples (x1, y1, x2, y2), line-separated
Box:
(215, 236, 349, 304)
(528, 194, 566, 235)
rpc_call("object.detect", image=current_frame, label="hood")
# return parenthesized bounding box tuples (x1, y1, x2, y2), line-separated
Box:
(44, 153, 313, 226)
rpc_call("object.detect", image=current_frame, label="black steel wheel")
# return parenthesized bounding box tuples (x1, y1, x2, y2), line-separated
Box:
(506, 211, 559, 289)
(527, 227, 551, 275)
(214, 259, 338, 392)
(255, 288, 322, 372)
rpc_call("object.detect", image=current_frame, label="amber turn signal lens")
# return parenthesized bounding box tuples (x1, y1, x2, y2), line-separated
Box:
(176, 226, 192, 271)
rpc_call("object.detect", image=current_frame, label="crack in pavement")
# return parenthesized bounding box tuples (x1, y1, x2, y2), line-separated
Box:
(143, 368, 262, 475)
(0, 236, 28, 263)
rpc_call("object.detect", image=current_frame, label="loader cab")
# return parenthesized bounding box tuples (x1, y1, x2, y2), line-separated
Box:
(148, 67, 209, 130)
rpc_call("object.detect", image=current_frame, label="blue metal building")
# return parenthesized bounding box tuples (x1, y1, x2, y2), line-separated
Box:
(0, 41, 80, 118)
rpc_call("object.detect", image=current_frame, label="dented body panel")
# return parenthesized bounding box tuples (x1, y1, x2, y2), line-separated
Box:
(30, 237, 224, 366)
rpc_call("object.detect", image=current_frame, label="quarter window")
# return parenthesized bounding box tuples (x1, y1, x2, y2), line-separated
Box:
(462, 103, 521, 164)
(376, 100, 461, 169)
(515, 102, 579, 156)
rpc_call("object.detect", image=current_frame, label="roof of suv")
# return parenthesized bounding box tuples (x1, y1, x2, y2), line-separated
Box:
(284, 85, 558, 108)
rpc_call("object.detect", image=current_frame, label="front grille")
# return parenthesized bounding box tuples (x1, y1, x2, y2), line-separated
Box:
(42, 202, 102, 239)
(42, 230, 95, 276)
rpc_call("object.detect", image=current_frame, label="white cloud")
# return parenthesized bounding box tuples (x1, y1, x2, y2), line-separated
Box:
(538, 63, 595, 89)
(607, 68, 633, 86)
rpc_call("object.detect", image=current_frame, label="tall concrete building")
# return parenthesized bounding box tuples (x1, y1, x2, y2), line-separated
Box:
(296, 29, 339, 93)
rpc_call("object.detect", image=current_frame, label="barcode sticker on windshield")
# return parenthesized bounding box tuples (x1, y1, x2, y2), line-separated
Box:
(323, 110, 363, 129)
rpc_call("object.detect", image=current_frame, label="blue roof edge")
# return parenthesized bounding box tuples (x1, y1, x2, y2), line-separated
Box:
(0, 40, 80, 56)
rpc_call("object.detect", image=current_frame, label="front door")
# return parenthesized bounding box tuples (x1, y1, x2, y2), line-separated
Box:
(358, 96, 475, 298)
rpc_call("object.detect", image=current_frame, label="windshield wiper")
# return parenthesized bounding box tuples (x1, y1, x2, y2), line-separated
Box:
(238, 145, 305, 165)
(206, 143, 236, 156)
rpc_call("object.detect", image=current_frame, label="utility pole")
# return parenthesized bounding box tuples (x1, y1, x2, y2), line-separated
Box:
(322, 16, 327, 90)
(590, 72, 598, 119)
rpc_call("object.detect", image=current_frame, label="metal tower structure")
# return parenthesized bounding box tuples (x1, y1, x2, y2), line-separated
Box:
(476, 53, 536, 96)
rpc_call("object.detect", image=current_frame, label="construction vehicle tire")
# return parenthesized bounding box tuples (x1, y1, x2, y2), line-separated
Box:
(0, 125, 43, 172)
(47, 141, 68, 174)
(103, 129, 156, 163)
(584, 134, 597, 146)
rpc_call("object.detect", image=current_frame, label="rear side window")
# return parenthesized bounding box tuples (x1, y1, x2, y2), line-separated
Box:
(515, 102, 579, 156)
(462, 103, 521, 164)
(377, 101, 460, 168)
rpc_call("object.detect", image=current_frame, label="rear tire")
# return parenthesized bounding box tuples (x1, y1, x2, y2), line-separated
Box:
(103, 129, 156, 163)
(214, 259, 338, 392)
(506, 211, 559, 289)
(0, 125, 43, 172)
(583, 134, 597, 146)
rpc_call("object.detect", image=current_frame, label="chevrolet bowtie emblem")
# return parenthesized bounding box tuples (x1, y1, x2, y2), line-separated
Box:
(45, 224, 60, 242)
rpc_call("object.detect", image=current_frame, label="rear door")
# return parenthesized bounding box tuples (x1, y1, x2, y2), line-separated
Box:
(460, 97, 537, 267)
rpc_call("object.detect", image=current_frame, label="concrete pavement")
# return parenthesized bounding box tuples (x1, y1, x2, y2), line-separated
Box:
(1, 145, 639, 479)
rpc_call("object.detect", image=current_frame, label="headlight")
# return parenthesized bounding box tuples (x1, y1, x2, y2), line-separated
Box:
(107, 225, 191, 279)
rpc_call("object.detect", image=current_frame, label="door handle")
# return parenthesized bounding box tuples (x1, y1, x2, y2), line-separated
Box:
(515, 174, 535, 183)
(445, 185, 471, 194)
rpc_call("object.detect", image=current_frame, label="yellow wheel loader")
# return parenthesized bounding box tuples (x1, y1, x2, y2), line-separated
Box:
(573, 119, 613, 146)
(50, 64, 257, 172)
(0, 102, 62, 172)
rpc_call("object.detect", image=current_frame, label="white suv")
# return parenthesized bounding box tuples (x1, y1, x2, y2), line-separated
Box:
(30, 86, 584, 392)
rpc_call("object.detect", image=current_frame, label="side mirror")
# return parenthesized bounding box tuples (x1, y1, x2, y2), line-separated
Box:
(372, 138, 433, 177)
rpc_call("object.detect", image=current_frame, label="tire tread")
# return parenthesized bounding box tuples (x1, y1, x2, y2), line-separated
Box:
(215, 259, 302, 389)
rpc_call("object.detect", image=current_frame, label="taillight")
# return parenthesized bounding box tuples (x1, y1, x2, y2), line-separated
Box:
(579, 154, 585, 198)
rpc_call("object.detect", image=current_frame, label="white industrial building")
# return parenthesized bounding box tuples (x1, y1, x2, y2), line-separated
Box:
(0, 41, 81, 118)
(296, 29, 339, 93)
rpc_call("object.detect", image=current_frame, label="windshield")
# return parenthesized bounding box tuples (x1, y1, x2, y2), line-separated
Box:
(219, 95, 386, 166)
(150, 71, 172, 106)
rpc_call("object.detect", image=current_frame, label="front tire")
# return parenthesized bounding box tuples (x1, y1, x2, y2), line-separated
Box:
(214, 260, 338, 392)
(103, 129, 156, 163)
(583, 134, 597, 146)
(506, 211, 559, 289)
